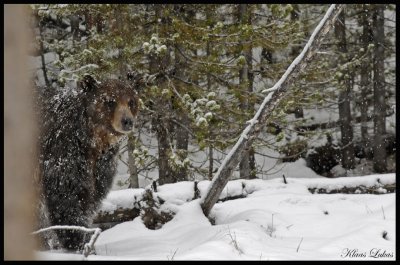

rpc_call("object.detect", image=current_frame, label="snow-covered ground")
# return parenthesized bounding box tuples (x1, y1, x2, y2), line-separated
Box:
(36, 173, 395, 260)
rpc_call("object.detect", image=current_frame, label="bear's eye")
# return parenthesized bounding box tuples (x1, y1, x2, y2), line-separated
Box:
(104, 99, 116, 108)
(128, 99, 136, 108)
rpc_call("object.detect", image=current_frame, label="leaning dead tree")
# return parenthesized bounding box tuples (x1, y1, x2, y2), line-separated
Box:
(200, 4, 345, 216)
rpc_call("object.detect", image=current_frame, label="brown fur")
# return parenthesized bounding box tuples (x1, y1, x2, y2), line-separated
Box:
(87, 79, 139, 159)
(38, 76, 140, 250)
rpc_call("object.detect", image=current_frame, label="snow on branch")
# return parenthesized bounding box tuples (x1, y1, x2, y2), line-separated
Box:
(83, 228, 102, 258)
(31, 225, 99, 235)
(32, 225, 102, 258)
(200, 4, 344, 217)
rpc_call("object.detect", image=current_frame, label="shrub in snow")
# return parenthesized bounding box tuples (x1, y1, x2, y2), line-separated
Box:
(279, 139, 308, 162)
(306, 143, 340, 176)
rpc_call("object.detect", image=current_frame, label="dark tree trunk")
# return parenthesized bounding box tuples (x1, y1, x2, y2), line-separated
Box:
(335, 10, 355, 170)
(359, 5, 373, 157)
(86, 11, 103, 33)
(149, 5, 175, 185)
(290, 4, 304, 119)
(206, 10, 214, 181)
(115, 6, 128, 77)
(208, 143, 214, 180)
(372, 5, 387, 173)
(156, 118, 175, 185)
(37, 14, 50, 87)
(127, 134, 139, 188)
(238, 4, 256, 179)
(175, 111, 189, 181)
(70, 15, 80, 43)
(174, 30, 189, 181)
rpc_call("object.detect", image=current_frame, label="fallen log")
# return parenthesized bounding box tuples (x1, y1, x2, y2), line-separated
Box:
(308, 183, 396, 194)
(92, 207, 140, 230)
(91, 177, 395, 230)
(91, 188, 250, 230)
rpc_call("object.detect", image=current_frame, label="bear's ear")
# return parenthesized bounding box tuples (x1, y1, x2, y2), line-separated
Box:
(127, 71, 149, 93)
(78, 74, 98, 93)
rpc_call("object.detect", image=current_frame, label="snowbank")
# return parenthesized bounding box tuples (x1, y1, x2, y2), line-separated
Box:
(37, 173, 395, 260)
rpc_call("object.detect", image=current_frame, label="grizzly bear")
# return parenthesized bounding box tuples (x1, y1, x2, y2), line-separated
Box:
(37, 74, 140, 250)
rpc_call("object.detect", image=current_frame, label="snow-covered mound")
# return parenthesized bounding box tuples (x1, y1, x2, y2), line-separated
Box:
(36, 173, 396, 260)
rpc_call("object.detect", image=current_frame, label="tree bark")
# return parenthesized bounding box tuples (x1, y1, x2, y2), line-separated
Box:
(127, 133, 139, 188)
(149, 5, 175, 185)
(70, 14, 80, 43)
(290, 4, 304, 119)
(238, 4, 256, 179)
(175, 111, 189, 181)
(156, 120, 174, 185)
(335, 10, 355, 170)
(208, 143, 214, 180)
(201, 4, 344, 216)
(359, 5, 373, 156)
(372, 4, 387, 173)
(37, 13, 50, 87)
(174, 35, 189, 181)
(206, 10, 214, 181)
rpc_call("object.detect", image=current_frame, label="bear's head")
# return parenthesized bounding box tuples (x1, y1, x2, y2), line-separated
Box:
(78, 75, 141, 148)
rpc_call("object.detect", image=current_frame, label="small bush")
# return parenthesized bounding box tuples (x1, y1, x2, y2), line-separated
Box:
(306, 144, 340, 175)
(279, 139, 308, 162)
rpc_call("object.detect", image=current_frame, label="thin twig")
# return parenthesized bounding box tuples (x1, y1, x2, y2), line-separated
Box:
(296, 237, 304, 252)
(31, 225, 102, 258)
(83, 228, 102, 258)
(167, 248, 178, 260)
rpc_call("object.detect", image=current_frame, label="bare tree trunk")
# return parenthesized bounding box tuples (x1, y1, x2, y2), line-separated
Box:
(96, 13, 103, 34)
(149, 5, 175, 185)
(360, 5, 373, 157)
(372, 4, 387, 173)
(37, 13, 50, 87)
(156, 118, 175, 185)
(127, 132, 139, 188)
(127, 133, 139, 188)
(206, 10, 214, 181)
(84, 10, 103, 48)
(238, 4, 256, 179)
(208, 142, 214, 180)
(335, 10, 355, 170)
(174, 40, 189, 181)
(150, 47, 175, 184)
(201, 4, 344, 216)
(70, 14, 80, 44)
(175, 113, 189, 181)
(290, 4, 304, 119)
(5, 4, 37, 260)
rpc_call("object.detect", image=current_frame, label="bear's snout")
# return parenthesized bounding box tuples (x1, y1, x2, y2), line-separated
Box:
(121, 116, 134, 131)
(112, 103, 136, 134)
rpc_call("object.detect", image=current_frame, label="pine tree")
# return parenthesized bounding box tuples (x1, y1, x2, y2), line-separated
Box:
(335, 9, 355, 171)
(372, 4, 387, 173)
